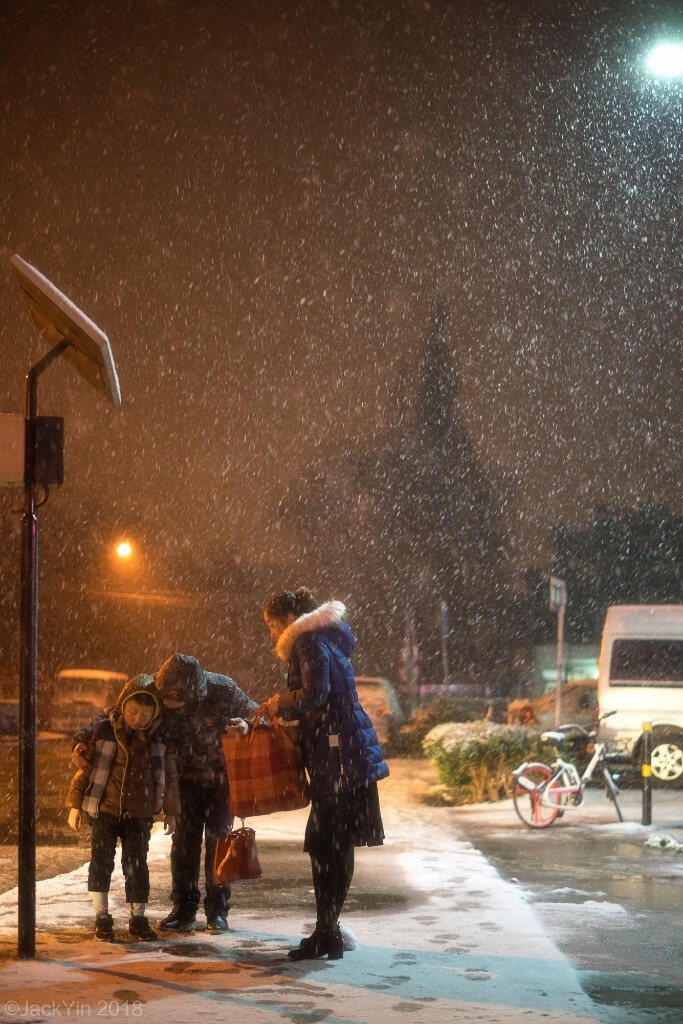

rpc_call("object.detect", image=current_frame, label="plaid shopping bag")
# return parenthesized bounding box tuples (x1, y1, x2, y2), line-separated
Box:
(222, 709, 309, 818)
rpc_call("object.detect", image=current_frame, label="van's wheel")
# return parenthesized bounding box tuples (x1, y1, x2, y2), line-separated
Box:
(649, 730, 683, 787)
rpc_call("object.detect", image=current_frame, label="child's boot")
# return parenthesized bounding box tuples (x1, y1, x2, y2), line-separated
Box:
(94, 913, 115, 941)
(129, 915, 157, 941)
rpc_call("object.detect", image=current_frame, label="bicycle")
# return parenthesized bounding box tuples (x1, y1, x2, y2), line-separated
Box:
(511, 711, 629, 829)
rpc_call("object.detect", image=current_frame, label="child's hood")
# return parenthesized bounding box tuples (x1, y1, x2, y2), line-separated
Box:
(154, 653, 207, 703)
(112, 673, 160, 728)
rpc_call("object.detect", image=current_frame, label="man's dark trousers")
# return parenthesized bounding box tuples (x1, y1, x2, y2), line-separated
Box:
(171, 778, 232, 917)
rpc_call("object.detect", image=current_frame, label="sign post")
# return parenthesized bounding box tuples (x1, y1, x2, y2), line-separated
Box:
(400, 608, 419, 714)
(439, 599, 450, 686)
(549, 576, 567, 727)
(641, 722, 652, 826)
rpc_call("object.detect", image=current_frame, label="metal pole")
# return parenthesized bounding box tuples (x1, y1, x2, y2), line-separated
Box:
(439, 600, 449, 686)
(404, 608, 414, 714)
(403, 607, 419, 714)
(554, 605, 564, 727)
(18, 340, 69, 959)
(641, 722, 652, 826)
(18, 398, 37, 959)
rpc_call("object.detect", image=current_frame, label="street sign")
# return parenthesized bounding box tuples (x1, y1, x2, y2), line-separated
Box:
(10, 255, 121, 408)
(549, 576, 567, 613)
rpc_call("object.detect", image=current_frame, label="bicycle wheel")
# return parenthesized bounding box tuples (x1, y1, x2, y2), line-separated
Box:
(512, 763, 564, 829)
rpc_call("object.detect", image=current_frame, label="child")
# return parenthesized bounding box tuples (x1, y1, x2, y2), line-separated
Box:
(66, 674, 179, 941)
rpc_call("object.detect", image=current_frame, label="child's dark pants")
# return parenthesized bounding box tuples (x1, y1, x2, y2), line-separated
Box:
(87, 812, 153, 903)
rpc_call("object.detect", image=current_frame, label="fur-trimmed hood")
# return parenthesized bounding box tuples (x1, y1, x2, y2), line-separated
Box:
(273, 599, 388, 797)
(276, 600, 349, 661)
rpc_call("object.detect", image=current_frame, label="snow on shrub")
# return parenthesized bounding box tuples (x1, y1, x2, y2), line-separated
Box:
(422, 721, 552, 804)
(388, 697, 487, 758)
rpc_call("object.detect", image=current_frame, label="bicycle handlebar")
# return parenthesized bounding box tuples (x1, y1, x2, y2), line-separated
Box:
(556, 722, 592, 737)
(551, 711, 617, 744)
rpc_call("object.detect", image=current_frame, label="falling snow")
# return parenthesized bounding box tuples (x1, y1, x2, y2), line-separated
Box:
(0, 0, 681, 699)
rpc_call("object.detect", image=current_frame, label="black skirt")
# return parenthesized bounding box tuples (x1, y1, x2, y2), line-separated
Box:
(303, 781, 385, 853)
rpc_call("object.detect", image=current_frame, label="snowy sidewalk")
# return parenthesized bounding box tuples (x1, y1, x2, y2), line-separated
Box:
(0, 762, 607, 1024)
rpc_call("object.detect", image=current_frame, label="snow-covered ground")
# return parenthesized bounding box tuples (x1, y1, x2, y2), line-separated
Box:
(4, 762, 681, 1022)
(0, 761, 607, 1024)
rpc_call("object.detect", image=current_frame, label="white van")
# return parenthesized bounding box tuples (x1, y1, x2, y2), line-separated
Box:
(598, 605, 683, 784)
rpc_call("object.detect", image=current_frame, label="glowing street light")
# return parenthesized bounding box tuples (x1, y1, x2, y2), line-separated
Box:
(116, 541, 133, 558)
(646, 42, 683, 78)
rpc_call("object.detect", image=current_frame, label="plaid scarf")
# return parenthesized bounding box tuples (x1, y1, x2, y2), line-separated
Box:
(82, 718, 166, 817)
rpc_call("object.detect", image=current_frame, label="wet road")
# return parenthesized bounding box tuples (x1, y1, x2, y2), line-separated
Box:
(455, 787, 683, 1022)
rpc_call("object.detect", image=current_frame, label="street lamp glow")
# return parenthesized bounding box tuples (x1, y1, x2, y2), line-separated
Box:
(646, 43, 683, 78)
(116, 541, 132, 558)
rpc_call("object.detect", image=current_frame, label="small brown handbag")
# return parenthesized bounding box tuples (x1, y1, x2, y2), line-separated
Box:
(213, 823, 262, 885)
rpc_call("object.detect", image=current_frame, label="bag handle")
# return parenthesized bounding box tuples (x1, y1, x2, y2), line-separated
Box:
(252, 702, 281, 730)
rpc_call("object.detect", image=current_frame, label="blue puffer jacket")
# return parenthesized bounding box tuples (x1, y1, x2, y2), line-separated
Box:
(275, 601, 389, 799)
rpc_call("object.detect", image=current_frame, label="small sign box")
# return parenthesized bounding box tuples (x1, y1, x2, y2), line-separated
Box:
(549, 576, 567, 613)
(0, 414, 24, 487)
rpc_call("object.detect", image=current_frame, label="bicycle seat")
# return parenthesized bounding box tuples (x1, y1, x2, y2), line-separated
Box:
(540, 731, 566, 743)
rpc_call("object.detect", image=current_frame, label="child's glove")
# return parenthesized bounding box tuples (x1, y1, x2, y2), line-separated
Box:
(68, 808, 82, 831)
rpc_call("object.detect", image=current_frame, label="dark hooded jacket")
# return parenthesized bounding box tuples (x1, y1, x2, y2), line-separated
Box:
(66, 674, 180, 818)
(274, 601, 389, 799)
(153, 654, 258, 786)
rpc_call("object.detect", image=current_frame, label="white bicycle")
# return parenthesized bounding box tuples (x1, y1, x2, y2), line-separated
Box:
(511, 711, 628, 829)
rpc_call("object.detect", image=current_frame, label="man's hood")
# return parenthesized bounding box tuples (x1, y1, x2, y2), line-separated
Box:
(154, 653, 207, 703)
(276, 600, 354, 661)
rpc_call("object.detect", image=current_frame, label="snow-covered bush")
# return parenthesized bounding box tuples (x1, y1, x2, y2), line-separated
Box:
(387, 696, 487, 757)
(422, 721, 552, 804)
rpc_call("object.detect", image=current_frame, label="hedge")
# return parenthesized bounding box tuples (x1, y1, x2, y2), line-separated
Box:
(422, 721, 554, 804)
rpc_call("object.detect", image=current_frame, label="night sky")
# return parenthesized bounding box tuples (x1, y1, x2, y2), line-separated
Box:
(1, 0, 681, 670)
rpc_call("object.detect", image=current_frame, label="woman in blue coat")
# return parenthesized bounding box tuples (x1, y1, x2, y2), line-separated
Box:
(263, 587, 389, 961)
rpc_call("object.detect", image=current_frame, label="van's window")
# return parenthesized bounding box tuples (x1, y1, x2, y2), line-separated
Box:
(610, 640, 683, 686)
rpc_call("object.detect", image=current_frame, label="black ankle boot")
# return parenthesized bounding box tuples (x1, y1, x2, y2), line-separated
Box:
(287, 927, 343, 961)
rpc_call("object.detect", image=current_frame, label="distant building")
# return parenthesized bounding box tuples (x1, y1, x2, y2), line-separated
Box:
(531, 643, 599, 696)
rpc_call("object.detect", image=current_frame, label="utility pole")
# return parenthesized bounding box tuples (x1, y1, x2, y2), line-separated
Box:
(8, 255, 121, 958)
(549, 576, 567, 727)
(439, 599, 450, 685)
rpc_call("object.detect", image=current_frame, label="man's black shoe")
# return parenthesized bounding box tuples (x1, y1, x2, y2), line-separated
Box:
(159, 910, 197, 932)
(206, 913, 228, 933)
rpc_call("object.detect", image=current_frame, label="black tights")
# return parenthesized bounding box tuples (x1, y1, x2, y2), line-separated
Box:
(310, 841, 355, 933)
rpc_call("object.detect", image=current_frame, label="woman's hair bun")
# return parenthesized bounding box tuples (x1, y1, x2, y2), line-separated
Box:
(264, 586, 318, 620)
